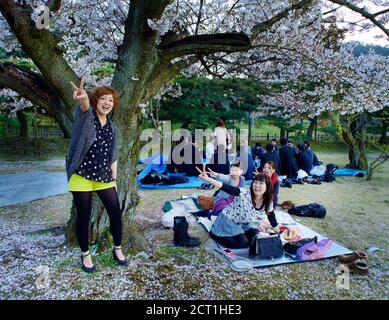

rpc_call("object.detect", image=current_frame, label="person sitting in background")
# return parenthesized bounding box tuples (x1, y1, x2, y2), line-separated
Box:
(258, 143, 281, 175)
(181, 136, 203, 176)
(198, 162, 246, 218)
(255, 160, 279, 210)
(251, 142, 264, 161)
(262, 161, 279, 210)
(197, 168, 280, 249)
(287, 140, 298, 154)
(296, 143, 313, 174)
(167, 136, 186, 174)
(236, 145, 255, 181)
(271, 138, 279, 152)
(207, 144, 230, 175)
(303, 140, 321, 166)
(279, 137, 299, 179)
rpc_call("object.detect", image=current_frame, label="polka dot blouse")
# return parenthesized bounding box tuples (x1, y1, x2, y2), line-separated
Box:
(75, 109, 115, 182)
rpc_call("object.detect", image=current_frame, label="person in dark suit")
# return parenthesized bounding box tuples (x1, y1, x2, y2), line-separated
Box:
(181, 136, 203, 176)
(296, 143, 313, 174)
(236, 145, 255, 181)
(251, 142, 264, 161)
(303, 140, 321, 166)
(271, 138, 279, 152)
(279, 137, 298, 179)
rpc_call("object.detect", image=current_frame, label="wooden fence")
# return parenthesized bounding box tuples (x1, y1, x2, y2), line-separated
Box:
(4, 126, 64, 138)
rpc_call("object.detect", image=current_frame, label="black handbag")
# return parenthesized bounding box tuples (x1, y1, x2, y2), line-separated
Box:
(249, 232, 284, 259)
(283, 236, 318, 255)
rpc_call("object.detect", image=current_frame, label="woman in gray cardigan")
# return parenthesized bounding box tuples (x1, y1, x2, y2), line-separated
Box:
(67, 80, 127, 272)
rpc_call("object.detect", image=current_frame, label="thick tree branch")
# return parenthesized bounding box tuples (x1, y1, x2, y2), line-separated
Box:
(0, 62, 59, 113)
(159, 0, 314, 61)
(328, 0, 389, 38)
(159, 33, 251, 58)
(0, 62, 73, 137)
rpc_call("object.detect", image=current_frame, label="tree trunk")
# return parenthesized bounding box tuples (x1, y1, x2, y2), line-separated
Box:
(248, 111, 252, 145)
(379, 120, 388, 145)
(16, 110, 28, 137)
(306, 116, 316, 141)
(280, 127, 286, 139)
(332, 112, 368, 170)
(350, 113, 368, 170)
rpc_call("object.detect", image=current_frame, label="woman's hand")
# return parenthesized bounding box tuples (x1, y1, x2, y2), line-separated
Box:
(253, 169, 260, 176)
(70, 80, 88, 100)
(70, 80, 89, 111)
(196, 166, 212, 182)
(206, 168, 218, 178)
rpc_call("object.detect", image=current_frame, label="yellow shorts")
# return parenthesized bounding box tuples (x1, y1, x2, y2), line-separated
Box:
(68, 174, 116, 192)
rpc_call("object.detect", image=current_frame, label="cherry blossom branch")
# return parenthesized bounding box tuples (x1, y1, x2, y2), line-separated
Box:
(328, 0, 389, 38)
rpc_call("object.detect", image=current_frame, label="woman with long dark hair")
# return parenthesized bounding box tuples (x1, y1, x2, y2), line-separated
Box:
(66, 80, 127, 272)
(197, 168, 280, 249)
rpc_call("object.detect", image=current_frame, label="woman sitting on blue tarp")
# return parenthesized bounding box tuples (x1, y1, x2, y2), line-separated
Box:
(197, 168, 280, 249)
(167, 136, 202, 176)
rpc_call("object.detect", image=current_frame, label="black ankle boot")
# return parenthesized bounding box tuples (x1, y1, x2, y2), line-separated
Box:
(173, 216, 201, 247)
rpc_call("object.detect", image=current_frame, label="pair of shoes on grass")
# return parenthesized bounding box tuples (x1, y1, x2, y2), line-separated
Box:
(338, 251, 369, 275)
(280, 179, 293, 188)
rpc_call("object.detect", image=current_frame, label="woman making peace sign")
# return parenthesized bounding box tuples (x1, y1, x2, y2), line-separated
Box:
(66, 80, 127, 272)
(197, 167, 280, 249)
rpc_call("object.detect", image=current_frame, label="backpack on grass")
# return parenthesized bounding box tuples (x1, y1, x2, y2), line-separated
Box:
(288, 203, 326, 218)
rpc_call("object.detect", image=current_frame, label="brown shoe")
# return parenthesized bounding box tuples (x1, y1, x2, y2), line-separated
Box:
(338, 251, 368, 264)
(344, 259, 369, 276)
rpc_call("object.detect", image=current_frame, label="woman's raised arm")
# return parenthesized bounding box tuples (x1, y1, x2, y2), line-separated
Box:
(70, 80, 89, 112)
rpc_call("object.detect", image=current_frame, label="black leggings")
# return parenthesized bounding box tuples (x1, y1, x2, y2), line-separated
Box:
(71, 187, 122, 252)
(210, 228, 259, 249)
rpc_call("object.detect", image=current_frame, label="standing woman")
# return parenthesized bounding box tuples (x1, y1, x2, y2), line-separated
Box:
(66, 80, 128, 272)
(213, 119, 232, 152)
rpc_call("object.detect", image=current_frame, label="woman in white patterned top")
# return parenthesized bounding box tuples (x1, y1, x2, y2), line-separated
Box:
(197, 168, 280, 248)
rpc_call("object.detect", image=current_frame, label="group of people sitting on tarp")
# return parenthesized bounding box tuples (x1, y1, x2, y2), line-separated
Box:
(251, 138, 321, 180)
(167, 118, 234, 177)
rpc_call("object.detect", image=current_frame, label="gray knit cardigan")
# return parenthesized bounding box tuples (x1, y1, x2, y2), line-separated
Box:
(66, 105, 119, 182)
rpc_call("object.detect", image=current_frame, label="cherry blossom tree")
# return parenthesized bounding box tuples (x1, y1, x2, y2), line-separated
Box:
(0, 0, 388, 249)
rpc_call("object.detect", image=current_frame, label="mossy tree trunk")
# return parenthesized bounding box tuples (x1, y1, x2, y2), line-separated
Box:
(305, 116, 317, 141)
(379, 119, 388, 145)
(331, 112, 368, 170)
(16, 110, 28, 137)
